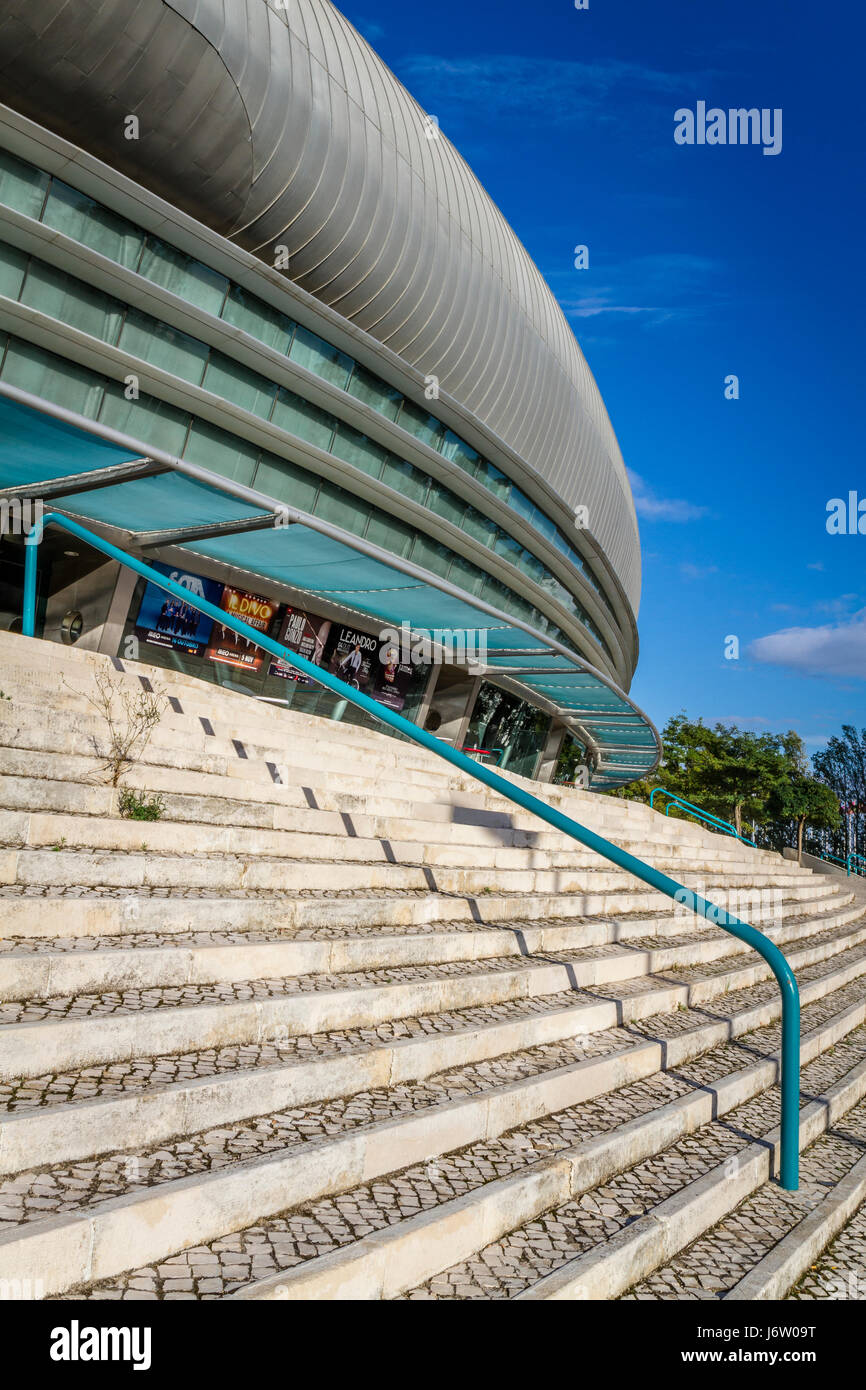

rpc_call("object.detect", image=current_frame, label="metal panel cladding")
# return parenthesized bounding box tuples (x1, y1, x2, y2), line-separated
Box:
(0, 0, 642, 612)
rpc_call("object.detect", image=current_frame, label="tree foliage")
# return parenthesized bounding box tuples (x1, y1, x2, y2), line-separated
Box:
(610, 713, 844, 858)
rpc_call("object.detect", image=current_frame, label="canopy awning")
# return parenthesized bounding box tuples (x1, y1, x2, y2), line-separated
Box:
(0, 387, 659, 785)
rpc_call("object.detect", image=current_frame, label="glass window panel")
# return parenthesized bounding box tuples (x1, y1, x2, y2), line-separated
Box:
(201, 352, 277, 418)
(289, 324, 353, 389)
(365, 510, 414, 557)
(379, 455, 429, 504)
(476, 458, 511, 501)
(462, 506, 498, 548)
(501, 591, 537, 625)
(397, 398, 445, 450)
(445, 552, 485, 596)
(137, 236, 228, 314)
(98, 380, 190, 453)
(0, 338, 104, 417)
(0, 151, 48, 219)
(271, 386, 336, 451)
(345, 362, 402, 420)
(409, 532, 453, 578)
(330, 423, 386, 478)
(424, 478, 467, 527)
(182, 419, 259, 484)
(514, 547, 547, 584)
(315, 480, 366, 531)
(440, 430, 479, 472)
(479, 574, 516, 613)
(19, 257, 124, 344)
(493, 530, 528, 567)
(118, 308, 209, 383)
(509, 488, 536, 524)
(253, 452, 319, 511)
(42, 179, 144, 269)
(0, 241, 29, 299)
(528, 503, 558, 541)
(221, 284, 295, 354)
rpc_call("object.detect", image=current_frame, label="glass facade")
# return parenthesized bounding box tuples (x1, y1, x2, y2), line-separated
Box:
(0, 226, 616, 661)
(0, 148, 618, 622)
(465, 682, 552, 780)
(118, 574, 430, 741)
(0, 325, 595, 661)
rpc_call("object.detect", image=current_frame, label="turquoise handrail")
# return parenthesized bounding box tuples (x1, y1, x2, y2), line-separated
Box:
(650, 787, 756, 847)
(847, 853, 866, 878)
(21, 513, 802, 1189)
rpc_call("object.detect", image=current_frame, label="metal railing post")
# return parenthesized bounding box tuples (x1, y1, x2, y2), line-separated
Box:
(20, 513, 802, 1189)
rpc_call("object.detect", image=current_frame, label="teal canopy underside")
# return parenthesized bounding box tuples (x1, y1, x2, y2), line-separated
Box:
(0, 394, 658, 785)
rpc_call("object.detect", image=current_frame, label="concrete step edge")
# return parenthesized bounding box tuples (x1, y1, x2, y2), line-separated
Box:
(724, 1151, 866, 1301)
(229, 1001, 866, 1302)
(514, 1057, 866, 1300)
(2, 901, 863, 1003)
(3, 929, 866, 1086)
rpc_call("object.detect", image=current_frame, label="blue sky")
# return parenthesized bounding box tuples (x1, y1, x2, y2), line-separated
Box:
(341, 0, 865, 755)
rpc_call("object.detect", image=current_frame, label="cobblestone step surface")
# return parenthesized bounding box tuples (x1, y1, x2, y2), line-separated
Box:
(1, 897, 859, 1002)
(6, 918, 866, 1088)
(3, 973, 865, 1297)
(396, 1063, 866, 1301)
(55, 1012, 866, 1301)
(625, 1108, 866, 1301)
(0, 633, 863, 1302)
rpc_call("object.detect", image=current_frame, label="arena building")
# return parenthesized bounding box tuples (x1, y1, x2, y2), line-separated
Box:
(0, 0, 659, 787)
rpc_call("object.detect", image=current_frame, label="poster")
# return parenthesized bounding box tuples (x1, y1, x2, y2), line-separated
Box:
(268, 608, 332, 684)
(325, 624, 380, 690)
(205, 585, 279, 671)
(325, 623, 419, 713)
(368, 634, 417, 712)
(134, 562, 222, 656)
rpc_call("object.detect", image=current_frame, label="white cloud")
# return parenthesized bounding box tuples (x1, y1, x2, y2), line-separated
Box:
(680, 562, 718, 580)
(627, 469, 708, 523)
(748, 609, 866, 680)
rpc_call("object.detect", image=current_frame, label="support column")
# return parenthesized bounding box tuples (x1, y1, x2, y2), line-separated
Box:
(415, 661, 441, 729)
(535, 721, 567, 784)
(425, 667, 481, 748)
(97, 564, 140, 656)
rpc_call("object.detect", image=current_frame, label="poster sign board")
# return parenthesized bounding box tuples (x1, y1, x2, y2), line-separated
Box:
(134, 562, 222, 655)
(205, 586, 279, 671)
(268, 608, 332, 684)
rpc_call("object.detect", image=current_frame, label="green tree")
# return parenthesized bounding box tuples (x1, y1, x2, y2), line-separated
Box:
(767, 734, 841, 862)
(812, 725, 865, 858)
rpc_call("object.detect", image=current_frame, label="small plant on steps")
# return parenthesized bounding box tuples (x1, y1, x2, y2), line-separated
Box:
(118, 788, 165, 822)
(73, 670, 167, 789)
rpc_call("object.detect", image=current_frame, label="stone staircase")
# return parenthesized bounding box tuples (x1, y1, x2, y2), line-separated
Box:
(0, 630, 864, 1302)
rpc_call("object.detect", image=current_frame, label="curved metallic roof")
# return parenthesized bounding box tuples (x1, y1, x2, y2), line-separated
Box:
(0, 0, 642, 612)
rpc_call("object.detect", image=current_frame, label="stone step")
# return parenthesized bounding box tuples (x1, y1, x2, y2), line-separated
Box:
(0, 747, 760, 864)
(0, 777, 780, 870)
(0, 742, 745, 858)
(0, 687, 793, 855)
(0, 845, 824, 901)
(629, 1131, 866, 1301)
(782, 1167, 866, 1300)
(0, 809, 795, 882)
(224, 1003, 866, 1302)
(2, 914, 865, 1095)
(1, 877, 849, 942)
(454, 1065, 866, 1301)
(0, 899, 861, 1003)
(0, 637, 658, 816)
(25, 985, 866, 1302)
(2, 940, 864, 1184)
